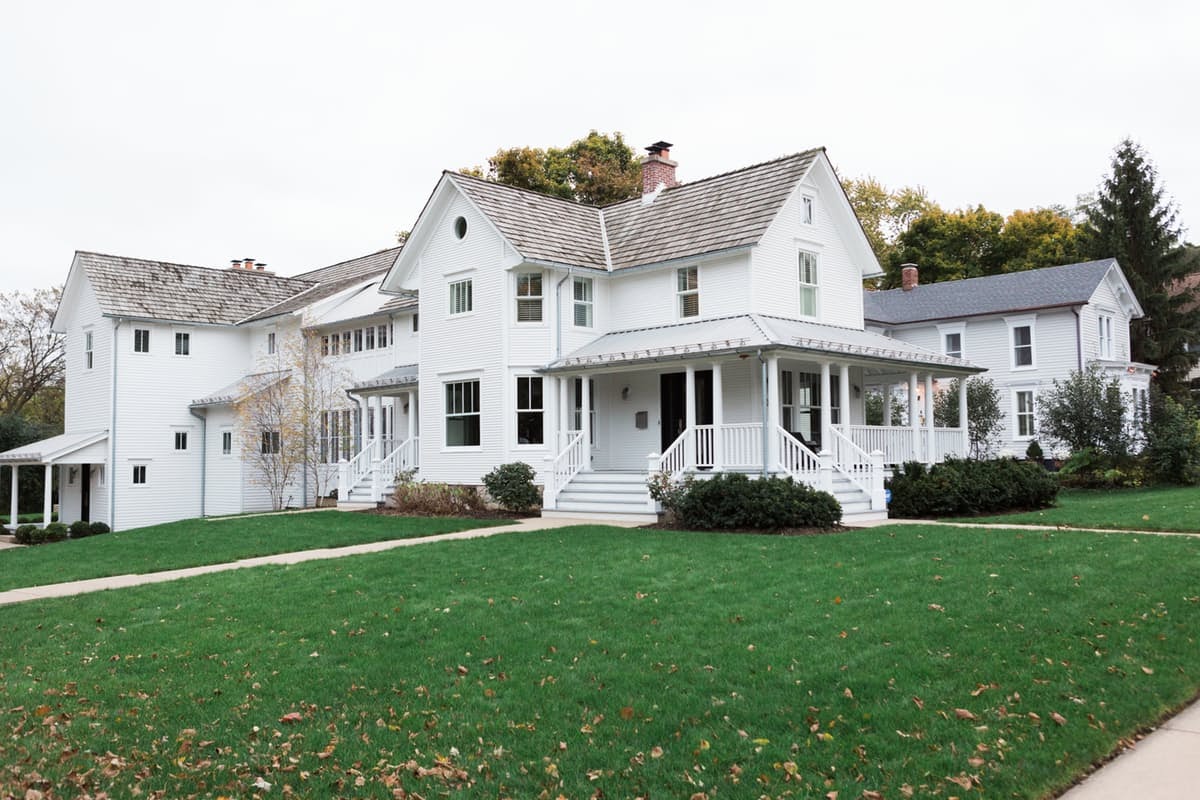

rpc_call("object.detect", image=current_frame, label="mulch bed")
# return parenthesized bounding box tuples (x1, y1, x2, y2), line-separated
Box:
(369, 506, 537, 521)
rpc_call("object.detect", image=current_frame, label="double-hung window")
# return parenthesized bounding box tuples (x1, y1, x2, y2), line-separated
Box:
(1012, 324, 1034, 368)
(781, 370, 795, 430)
(175, 332, 190, 356)
(449, 279, 473, 315)
(221, 431, 232, 455)
(516, 376, 544, 444)
(365, 326, 375, 350)
(677, 266, 699, 318)
(380, 323, 390, 347)
(84, 331, 94, 369)
(1098, 315, 1113, 358)
(261, 430, 281, 454)
(341, 331, 352, 354)
(445, 380, 481, 446)
(174, 431, 188, 451)
(353, 329, 363, 352)
(516, 272, 543, 322)
(132, 465, 147, 485)
(267, 331, 276, 355)
(573, 277, 593, 328)
(798, 251, 819, 318)
(134, 328, 150, 353)
(1015, 390, 1036, 438)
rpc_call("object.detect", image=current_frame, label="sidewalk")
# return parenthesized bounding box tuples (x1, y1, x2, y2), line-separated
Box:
(0, 515, 636, 606)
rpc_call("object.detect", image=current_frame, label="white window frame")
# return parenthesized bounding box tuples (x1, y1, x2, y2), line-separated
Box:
(573, 277, 594, 328)
(341, 331, 351, 354)
(798, 250, 819, 319)
(781, 369, 795, 431)
(380, 323, 391, 346)
(410, 315, 418, 335)
(515, 376, 545, 446)
(131, 464, 148, 485)
(1013, 388, 1037, 440)
(444, 378, 481, 448)
(677, 266, 699, 319)
(174, 330, 191, 356)
(937, 322, 966, 360)
(267, 331, 276, 355)
(449, 279, 474, 316)
(1098, 313, 1114, 359)
(133, 328, 150, 354)
(261, 430, 281, 455)
(801, 194, 815, 226)
(83, 329, 94, 369)
(1005, 315, 1037, 371)
(173, 430, 188, 451)
(516, 271, 544, 323)
(220, 429, 233, 456)
(365, 326, 375, 350)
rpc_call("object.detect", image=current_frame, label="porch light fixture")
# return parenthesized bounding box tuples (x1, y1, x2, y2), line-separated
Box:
(621, 386, 630, 400)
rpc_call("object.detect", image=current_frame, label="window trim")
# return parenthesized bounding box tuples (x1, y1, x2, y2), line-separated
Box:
(676, 266, 700, 319)
(572, 277, 594, 328)
(937, 322, 966, 360)
(1006, 315, 1037, 371)
(174, 330, 191, 357)
(83, 329, 94, 369)
(365, 326, 375, 350)
(801, 194, 816, 226)
(261, 430, 281, 455)
(515, 375, 545, 446)
(449, 278, 474, 317)
(798, 250, 819, 319)
(1098, 312, 1114, 359)
(173, 430, 188, 451)
(133, 328, 151, 354)
(220, 429, 233, 456)
(1013, 388, 1037, 440)
(515, 271, 544, 324)
(444, 378, 481, 449)
(131, 464, 148, 485)
(267, 331, 276, 355)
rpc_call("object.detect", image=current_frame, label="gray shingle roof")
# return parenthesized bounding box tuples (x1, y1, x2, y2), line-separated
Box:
(351, 364, 419, 391)
(241, 246, 403, 323)
(77, 252, 314, 325)
(447, 150, 822, 272)
(863, 260, 1122, 326)
(380, 291, 419, 313)
(191, 370, 291, 407)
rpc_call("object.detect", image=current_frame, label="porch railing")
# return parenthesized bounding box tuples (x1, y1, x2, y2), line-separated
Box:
(544, 430, 586, 510)
(826, 425, 873, 497)
(382, 436, 420, 482)
(694, 425, 715, 468)
(342, 439, 377, 494)
(837, 424, 966, 466)
(722, 423, 763, 468)
(776, 425, 819, 480)
(658, 429, 689, 479)
(930, 427, 967, 462)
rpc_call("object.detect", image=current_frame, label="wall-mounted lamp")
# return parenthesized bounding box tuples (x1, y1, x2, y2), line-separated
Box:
(853, 385, 861, 398)
(621, 386, 630, 400)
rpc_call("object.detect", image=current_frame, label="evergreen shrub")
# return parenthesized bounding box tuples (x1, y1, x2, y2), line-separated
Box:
(660, 472, 841, 531)
(481, 462, 540, 512)
(887, 458, 1058, 518)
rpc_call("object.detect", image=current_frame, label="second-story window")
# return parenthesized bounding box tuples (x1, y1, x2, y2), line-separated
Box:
(801, 195, 815, 225)
(516, 272, 543, 322)
(677, 266, 699, 318)
(174, 431, 188, 450)
(84, 331, 94, 369)
(379, 323, 389, 347)
(449, 279, 473, 315)
(267, 332, 276, 355)
(321, 335, 330, 356)
(574, 277, 593, 327)
(1012, 324, 1034, 368)
(134, 328, 150, 353)
(261, 430, 281, 454)
(944, 332, 962, 359)
(1099, 315, 1113, 358)
(798, 251, 819, 317)
(354, 329, 363, 352)
(341, 331, 351, 353)
(175, 332, 190, 356)
(365, 326, 375, 350)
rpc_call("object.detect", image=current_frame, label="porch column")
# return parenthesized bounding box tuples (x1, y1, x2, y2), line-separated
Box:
(43, 463, 52, 528)
(406, 391, 416, 442)
(581, 374, 592, 471)
(958, 376, 970, 457)
(559, 376, 569, 449)
(838, 363, 851, 430)
(372, 396, 383, 448)
(766, 355, 780, 470)
(908, 371, 920, 461)
(819, 361, 832, 452)
(684, 364, 696, 468)
(9, 464, 17, 531)
(711, 361, 724, 471)
(360, 396, 370, 454)
(924, 373, 935, 465)
(883, 383, 892, 427)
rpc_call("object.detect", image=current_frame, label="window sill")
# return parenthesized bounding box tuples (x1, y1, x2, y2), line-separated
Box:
(449, 312, 477, 320)
(1010, 365, 1037, 372)
(441, 446, 483, 453)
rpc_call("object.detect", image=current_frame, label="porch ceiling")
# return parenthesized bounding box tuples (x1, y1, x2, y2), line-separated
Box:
(351, 364, 419, 393)
(0, 430, 108, 465)
(542, 313, 984, 375)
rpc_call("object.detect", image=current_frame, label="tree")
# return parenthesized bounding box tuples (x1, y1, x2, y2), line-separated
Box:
(841, 177, 938, 267)
(1081, 139, 1200, 397)
(1142, 389, 1200, 484)
(463, 130, 642, 205)
(998, 208, 1086, 272)
(0, 414, 54, 520)
(863, 387, 904, 426)
(933, 377, 1003, 458)
(1037, 366, 1130, 457)
(886, 206, 1006, 286)
(0, 287, 64, 418)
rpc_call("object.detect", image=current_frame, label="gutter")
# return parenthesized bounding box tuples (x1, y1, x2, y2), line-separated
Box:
(189, 406, 207, 517)
(108, 319, 122, 530)
(554, 267, 573, 359)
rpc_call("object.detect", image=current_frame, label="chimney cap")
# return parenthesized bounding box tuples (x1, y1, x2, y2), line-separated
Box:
(646, 140, 673, 154)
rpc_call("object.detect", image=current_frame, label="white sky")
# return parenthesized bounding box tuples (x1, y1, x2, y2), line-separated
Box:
(1, 0, 1196, 291)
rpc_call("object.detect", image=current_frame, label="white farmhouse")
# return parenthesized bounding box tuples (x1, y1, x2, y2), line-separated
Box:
(863, 261, 1153, 455)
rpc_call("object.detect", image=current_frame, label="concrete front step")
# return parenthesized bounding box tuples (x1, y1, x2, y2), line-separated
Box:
(542, 508, 659, 524)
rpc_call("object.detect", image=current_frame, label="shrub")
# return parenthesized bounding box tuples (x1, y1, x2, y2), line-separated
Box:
(1057, 448, 1143, 488)
(43, 522, 69, 542)
(1025, 440, 1044, 463)
(69, 520, 92, 539)
(481, 462, 540, 512)
(666, 473, 841, 531)
(887, 458, 1058, 518)
(89, 521, 111, 536)
(933, 377, 1004, 458)
(13, 524, 38, 545)
(1143, 392, 1200, 485)
(1038, 366, 1131, 457)
(389, 477, 487, 516)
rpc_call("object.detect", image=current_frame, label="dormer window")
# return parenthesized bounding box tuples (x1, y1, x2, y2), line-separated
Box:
(677, 266, 699, 318)
(801, 195, 815, 225)
(516, 272, 543, 322)
(798, 251, 819, 318)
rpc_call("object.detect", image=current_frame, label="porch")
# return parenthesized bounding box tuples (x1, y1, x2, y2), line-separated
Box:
(0, 430, 109, 530)
(339, 365, 421, 504)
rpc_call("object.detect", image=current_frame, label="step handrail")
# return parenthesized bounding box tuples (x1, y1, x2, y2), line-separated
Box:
(657, 428, 690, 479)
(827, 425, 873, 496)
(775, 425, 819, 477)
(545, 430, 586, 510)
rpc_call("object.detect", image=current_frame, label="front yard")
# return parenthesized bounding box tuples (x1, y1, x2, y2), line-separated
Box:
(2, 523, 1197, 798)
(0, 511, 500, 592)
(947, 486, 1200, 532)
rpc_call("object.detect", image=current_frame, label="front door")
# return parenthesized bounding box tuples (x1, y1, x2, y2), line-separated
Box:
(660, 371, 715, 452)
(80, 463, 91, 523)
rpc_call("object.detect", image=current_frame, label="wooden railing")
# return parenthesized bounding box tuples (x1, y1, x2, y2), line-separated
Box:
(776, 426, 819, 480)
(827, 425, 873, 496)
(721, 423, 763, 468)
(838, 425, 918, 465)
(930, 427, 967, 462)
(381, 437, 420, 482)
(342, 439, 376, 491)
(693, 425, 715, 468)
(544, 430, 586, 510)
(658, 429, 689, 479)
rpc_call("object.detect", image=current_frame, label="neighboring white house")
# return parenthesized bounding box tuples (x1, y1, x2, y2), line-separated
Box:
(863, 260, 1154, 455)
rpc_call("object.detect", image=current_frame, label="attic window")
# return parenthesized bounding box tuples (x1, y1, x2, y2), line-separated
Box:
(454, 216, 468, 239)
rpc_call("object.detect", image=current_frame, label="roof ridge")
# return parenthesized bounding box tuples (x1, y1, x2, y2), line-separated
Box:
(77, 250, 315, 284)
(446, 171, 605, 214)
(290, 245, 405, 280)
(870, 259, 1116, 297)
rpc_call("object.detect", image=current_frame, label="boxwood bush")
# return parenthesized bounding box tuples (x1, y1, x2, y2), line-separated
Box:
(89, 521, 111, 536)
(482, 462, 540, 512)
(69, 520, 92, 539)
(887, 458, 1058, 518)
(662, 472, 841, 531)
(13, 524, 38, 545)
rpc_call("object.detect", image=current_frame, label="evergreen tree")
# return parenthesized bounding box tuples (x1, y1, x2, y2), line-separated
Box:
(1082, 139, 1200, 397)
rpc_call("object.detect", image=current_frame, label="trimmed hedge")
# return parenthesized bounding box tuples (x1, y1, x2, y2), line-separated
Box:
(666, 473, 842, 531)
(887, 458, 1058, 518)
(482, 462, 540, 512)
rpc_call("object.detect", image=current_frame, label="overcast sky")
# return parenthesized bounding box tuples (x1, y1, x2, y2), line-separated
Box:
(1, 0, 1196, 291)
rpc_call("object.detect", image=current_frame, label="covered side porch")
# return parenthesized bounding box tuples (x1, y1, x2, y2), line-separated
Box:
(0, 430, 109, 530)
(539, 315, 982, 521)
(341, 365, 421, 504)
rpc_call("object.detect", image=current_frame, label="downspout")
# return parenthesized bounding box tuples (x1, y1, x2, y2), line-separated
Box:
(757, 349, 769, 477)
(1072, 307, 1083, 370)
(554, 267, 573, 360)
(108, 319, 121, 530)
(345, 388, 363, 452)
(189, 406, 206, 517)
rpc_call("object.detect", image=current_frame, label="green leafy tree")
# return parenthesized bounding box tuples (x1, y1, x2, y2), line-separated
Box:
(885, 206, 1006, 286)
(0, 414, 53, 521)
(932, 377, 1003, 458)
(1038, 366, 1130, 457)
(463, 130, 642, 206)
(998, 207, 1085, 272)
(841, 177, 938, 266)
(1081, 139, 1200, 397)
(863, 388, 904, 426)
(1142, 389, 1200, 484)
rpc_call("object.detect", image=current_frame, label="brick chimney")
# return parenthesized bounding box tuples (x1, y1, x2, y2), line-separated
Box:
(641, 141, 678, 196)
(901, 263, 919, 292)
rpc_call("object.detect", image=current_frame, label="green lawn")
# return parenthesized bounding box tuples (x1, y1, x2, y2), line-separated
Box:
(0, 511, 500, 592)
(948, 485, 1200, 532)
(1, 524, 1197, 799)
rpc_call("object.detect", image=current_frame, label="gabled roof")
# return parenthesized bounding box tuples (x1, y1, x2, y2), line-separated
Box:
(443, 149, 823, 273)
(543, 313, 981, 374)
(0, 430, 108, 463)
(240, 246, 403, 323)
(76, 252, 314, 325)
(863, 259, 1136, 326)
(191, 370, 291, 407)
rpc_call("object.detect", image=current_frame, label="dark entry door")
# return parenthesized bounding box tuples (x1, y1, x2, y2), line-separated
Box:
(80, 463, 91, 523)
(660, 371, 715, 452)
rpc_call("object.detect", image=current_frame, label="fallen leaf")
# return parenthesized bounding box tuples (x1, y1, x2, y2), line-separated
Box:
(619, 706, 634, 720)
(1141, 666, 1154, 675)
(279, 711, 302, 724)
(948, 774, 973, 790)
(912, 696, 925, 710)
(650, 746, 663, 758)
(1051, 711, 1067, 726)
(954, 708, 977, 721)
(826, 792, 839, 800)
(843, 687, 854, 699)
(253, 777, 272, 791)
(928, 603, 945, 612)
